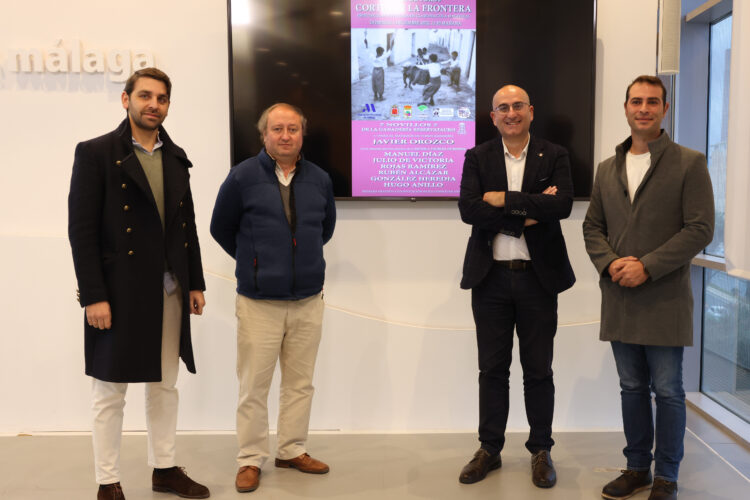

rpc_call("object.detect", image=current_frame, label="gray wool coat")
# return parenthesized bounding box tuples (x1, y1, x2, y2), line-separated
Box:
(583, 132, 714, 346)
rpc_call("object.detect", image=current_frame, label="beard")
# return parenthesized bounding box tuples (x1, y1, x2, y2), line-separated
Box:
(130, 110, 163, 131)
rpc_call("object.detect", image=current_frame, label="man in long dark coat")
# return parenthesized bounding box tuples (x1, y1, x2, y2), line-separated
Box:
(68, 68, 209, 500)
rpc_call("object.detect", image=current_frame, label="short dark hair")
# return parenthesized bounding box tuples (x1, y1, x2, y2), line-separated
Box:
(451, 51, 458, 57)
(124, 67, 172, 100)
(257, 103, 308, 140)
(429, 53, 438, 62)
(625, 75, 666, 105)
(376, 47, 384, 56)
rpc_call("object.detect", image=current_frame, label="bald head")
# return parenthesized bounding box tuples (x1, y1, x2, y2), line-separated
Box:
(491, 85, 530, 110)
(490, 85, 534, 142)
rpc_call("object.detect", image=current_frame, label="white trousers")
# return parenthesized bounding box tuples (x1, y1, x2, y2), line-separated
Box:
(91, 289, 182, 485)
(235, 293, 324, 468)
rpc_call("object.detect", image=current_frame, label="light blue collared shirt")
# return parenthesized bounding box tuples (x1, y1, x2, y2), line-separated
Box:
(131, 133, 163, 156)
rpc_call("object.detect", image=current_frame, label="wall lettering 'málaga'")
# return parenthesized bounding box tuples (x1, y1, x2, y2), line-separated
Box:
(5, 39, 154, 83)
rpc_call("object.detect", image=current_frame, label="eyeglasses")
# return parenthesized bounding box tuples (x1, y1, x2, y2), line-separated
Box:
(492, 102, 530, 114)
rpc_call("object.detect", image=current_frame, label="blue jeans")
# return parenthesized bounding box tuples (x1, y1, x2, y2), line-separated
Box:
(611, 341, 685, 483)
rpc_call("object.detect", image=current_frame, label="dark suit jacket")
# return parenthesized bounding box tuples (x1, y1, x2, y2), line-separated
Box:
(68, 118, 205, 382)
(458, 136, 575, 295)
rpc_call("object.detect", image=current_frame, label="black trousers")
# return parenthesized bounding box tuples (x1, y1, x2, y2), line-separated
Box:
(471, 262, 558, 455)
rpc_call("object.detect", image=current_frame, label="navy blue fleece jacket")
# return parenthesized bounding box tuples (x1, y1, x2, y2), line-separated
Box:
(210, 149, 336, 299)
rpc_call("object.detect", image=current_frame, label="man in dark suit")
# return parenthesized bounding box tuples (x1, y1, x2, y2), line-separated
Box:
(457, 85, 575, 488)
(68, 68, 209, 500)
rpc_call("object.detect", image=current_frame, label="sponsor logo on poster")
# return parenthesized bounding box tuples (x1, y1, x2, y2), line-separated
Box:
(404, 105, 412, 117)
(391, 104, 399, 117)
(458, 107, 471, 118)
(357, 103, 380, 120)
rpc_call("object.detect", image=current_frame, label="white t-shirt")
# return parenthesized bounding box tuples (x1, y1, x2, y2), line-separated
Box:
(626, 151, 651, 202)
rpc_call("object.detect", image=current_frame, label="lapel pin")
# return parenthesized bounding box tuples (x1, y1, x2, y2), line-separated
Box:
(538, 153, 544, 157)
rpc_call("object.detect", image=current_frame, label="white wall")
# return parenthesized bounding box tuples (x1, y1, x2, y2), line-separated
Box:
(0, 0, 657, 434)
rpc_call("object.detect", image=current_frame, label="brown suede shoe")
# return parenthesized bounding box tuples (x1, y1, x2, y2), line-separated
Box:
(152, 466, 210, 498)
(98, 482, 125, 500)
(236, 466, 261, 493)
(275, 453, 330, 474)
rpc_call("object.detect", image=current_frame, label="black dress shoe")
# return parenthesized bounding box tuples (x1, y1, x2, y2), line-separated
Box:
(458, 448, 501, 484)
(152, 466, 210, 498)
(531, 450, 557, 488)
(98, 482, 125, 500)
(602, 469, 653, 499)
(648, 478, 678, 500)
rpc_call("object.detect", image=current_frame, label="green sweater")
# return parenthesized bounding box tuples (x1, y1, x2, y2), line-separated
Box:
(134, 149, 165, 229)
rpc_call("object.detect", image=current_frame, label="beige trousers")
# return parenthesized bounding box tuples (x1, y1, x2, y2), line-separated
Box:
(235, 292, 324, 468)
(91, 289, 182, 485)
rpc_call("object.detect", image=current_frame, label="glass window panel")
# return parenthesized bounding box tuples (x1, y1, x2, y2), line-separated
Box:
(705, 15, 732, 257)
(658, 75, 674, 137)
(701, 269, 750, 424)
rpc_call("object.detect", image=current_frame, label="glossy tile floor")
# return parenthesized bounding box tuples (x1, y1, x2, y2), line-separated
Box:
(2, 410, 748, 499)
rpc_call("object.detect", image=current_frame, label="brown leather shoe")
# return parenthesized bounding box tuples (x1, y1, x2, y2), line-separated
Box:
(275, 453, 330, 474)
(236, 466, 261, 493)
(152, 466, 210, 498)
(531, 450, 557, 488)
(458, 448, 501, 484)
(98, 482, 125, 500)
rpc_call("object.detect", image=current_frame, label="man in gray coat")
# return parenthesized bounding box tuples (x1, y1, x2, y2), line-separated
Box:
(583, 75, 714, 500)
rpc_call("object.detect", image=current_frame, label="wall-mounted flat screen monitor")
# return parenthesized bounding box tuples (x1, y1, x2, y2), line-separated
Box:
(229, 0, 596, 199)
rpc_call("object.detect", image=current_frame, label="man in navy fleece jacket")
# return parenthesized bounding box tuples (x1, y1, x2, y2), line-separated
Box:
(210, 103, 335, 493)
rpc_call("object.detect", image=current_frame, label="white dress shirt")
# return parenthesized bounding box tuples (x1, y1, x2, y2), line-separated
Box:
(492, 135, 531, 261)
(275, 162, 296, 186)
